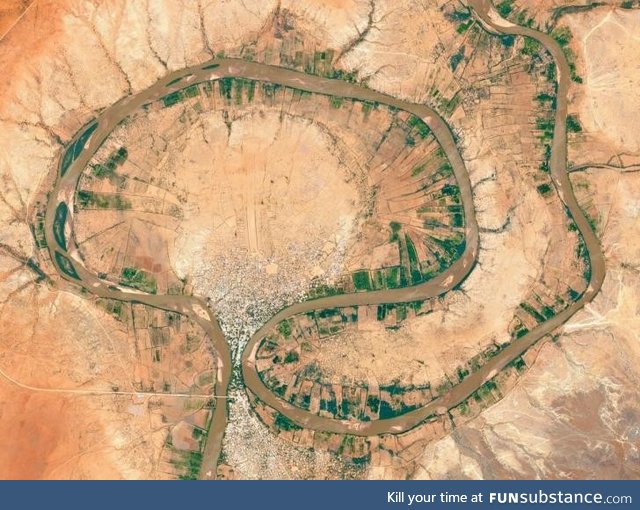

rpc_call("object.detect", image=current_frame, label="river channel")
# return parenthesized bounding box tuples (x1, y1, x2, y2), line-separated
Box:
(42, 0, 604, 479)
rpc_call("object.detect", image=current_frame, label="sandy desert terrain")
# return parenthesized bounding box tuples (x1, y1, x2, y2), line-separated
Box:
(0, 0, 638, 480)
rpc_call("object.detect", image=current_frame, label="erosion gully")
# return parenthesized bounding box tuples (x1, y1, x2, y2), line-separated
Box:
(42, 0, 604, 479)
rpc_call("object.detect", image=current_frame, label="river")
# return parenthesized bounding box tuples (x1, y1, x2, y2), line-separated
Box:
(42, 0, 604, 478)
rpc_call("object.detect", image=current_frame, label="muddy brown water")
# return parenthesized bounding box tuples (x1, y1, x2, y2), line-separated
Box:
(43, 3, 604, 477)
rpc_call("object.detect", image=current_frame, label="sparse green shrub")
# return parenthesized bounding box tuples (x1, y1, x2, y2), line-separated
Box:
(566, 114, 582, 133)
(277, 320, 292, 338)
(537, 183, 552, 195)
(449, 46, 465, 71)
(496, 0, 514, 17)
(284, 350, 299, 364)
(389, 221, 402, 242)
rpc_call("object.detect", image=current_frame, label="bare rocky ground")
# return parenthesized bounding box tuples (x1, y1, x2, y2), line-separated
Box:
(410, 4, 640, 480)
(0, 0, 638, 479)
(565, 7, 640, 162)
(413, 169, 640, 479)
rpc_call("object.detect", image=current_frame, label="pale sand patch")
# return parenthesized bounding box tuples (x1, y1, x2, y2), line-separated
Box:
(567, 9, 640, 154)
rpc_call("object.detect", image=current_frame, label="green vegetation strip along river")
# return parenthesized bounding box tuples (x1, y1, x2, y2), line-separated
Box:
(43, 1, 604, 477)
(246, 0, 603, 437)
